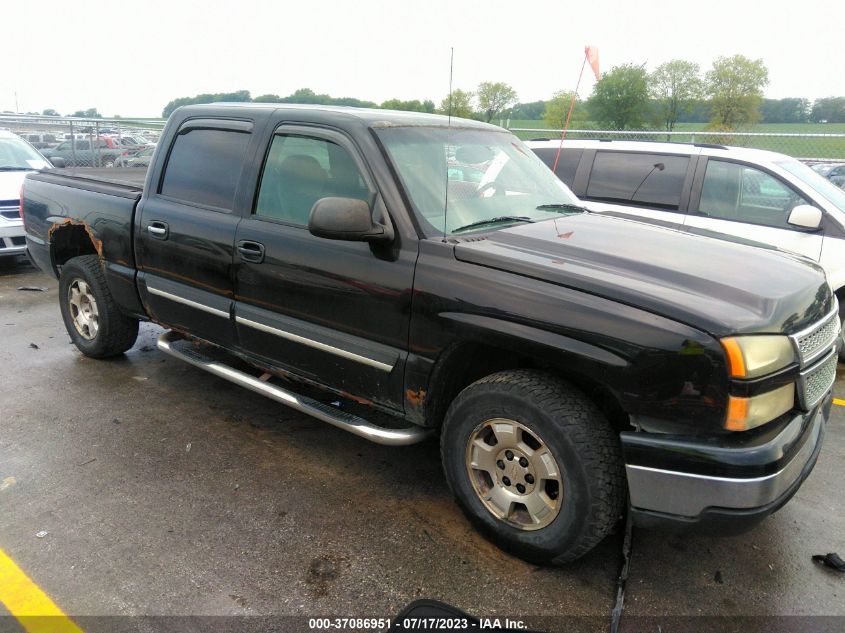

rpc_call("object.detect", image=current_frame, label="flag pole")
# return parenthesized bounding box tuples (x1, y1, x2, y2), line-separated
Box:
(552, 54, 588, 173)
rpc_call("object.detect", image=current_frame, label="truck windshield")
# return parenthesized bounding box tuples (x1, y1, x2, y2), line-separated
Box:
(376, 127, 582, 236)
(777, 158, 845, 213)
(0, 137, 50, 170)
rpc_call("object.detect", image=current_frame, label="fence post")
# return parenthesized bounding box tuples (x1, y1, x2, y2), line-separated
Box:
(70, 120, 76, 169)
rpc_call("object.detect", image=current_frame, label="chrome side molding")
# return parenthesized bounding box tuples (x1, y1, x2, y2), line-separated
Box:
(156, 331, 430, 446)
(235, 315, 394, 372)
(146, 286, 230, 319)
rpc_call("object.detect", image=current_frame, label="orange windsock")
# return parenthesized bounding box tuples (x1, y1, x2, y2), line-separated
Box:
(585, 46, 600, 81)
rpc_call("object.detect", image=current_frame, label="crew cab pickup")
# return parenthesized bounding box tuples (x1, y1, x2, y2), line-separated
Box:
(22, 104, 837, 564)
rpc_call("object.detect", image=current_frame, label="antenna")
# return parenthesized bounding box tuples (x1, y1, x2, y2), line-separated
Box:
(443, 47, 454, 242)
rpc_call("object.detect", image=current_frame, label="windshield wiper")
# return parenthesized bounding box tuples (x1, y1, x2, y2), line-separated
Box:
(535, 203, 588, 213)
(0, 166, 33, 171)
(452, 216, 534, 234)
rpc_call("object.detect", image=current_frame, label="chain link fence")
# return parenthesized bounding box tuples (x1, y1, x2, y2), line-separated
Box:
(1, 113, 166, 172)
(508, 127, 845, 163)
(5, 114, 845, 172)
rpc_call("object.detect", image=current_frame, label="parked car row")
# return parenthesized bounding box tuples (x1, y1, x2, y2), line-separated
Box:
(0, 130, 51, 257)
(39, 136, 129, 168)
(11, 128, 159, 153)
(528, 138, 845, 358)
(811, 162, 845, 188)
(37, 133, 155, 168)
(115, 145, 155, 168)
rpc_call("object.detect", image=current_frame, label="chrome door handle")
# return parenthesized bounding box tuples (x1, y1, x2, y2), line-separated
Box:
(147, 221, 169, 239)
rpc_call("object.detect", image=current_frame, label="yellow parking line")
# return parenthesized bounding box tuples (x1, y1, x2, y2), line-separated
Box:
(834, 398, 845, 407)
(0, 547, 83, 633)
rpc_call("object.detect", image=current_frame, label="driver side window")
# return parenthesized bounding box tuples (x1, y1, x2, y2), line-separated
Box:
(255, 134, 370, 227)
(699, 160, 810, 229)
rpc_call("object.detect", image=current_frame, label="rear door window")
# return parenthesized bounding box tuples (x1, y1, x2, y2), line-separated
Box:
(531, 147, 583, 187)
(586, 151, 690, 210)
(160, 128, 250, 211)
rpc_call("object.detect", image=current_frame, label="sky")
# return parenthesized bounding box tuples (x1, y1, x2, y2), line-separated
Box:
(4, 0, 845, 118)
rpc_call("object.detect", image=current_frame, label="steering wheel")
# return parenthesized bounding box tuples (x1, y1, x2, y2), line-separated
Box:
(475, 181, 500, 198)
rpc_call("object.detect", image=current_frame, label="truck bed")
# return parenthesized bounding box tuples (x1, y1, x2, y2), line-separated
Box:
(50, 167, 147, 191)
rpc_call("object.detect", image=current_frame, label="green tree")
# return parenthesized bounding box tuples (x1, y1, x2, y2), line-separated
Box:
(42, 108, 60, 117)
(543, 91, 587, 129)
(379, 99, 435, 113)
(253, 94, 282, 103)
(649, 59, 702, 132)
(273, 88, 377, 109)
(810, 97, 845, 123)
(69, 108, 102, 118)
(162, 90, 251, 117)
(279, 88, 325, 104)
(705, 55, 769, 130)
(438, 89, 474, 119)
(588, 64, 650, 129)
(760, 98, 810, 123)
(476, 81, 518, 122)
(511, 100, 546, 120)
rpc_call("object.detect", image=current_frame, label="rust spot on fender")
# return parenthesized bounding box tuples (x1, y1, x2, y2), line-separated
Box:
(405, 388, 427, 409)
(49, 218, 104, 259)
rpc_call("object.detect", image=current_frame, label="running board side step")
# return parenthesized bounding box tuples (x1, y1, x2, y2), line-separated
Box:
(156, 331, 432, 446)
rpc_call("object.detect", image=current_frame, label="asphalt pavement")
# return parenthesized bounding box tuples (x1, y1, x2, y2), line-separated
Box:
(1, 256, 843, 633)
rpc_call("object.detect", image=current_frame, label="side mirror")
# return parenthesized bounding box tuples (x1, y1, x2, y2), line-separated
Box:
(308, 197, 393, 242)
(49, 157, 66, 168)
(787, 204, 822, 230)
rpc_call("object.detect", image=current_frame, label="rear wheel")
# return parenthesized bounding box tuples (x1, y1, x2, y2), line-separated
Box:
(59, 255, 139, 358)
(441, 369, 625, 564)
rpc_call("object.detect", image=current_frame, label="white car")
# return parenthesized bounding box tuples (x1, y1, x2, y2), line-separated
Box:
(0, 130, 53, 257)
(528, 139, 845, 353)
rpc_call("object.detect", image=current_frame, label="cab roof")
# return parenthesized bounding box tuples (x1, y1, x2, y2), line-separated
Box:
(179, 102, 504, 131)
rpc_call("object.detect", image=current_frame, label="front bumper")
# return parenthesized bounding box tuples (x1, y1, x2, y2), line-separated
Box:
(0, 218, 27, 257)
(622, 392, 830, 532)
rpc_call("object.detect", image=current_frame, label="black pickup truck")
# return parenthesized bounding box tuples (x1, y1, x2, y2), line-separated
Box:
(21, 104, 837, 564)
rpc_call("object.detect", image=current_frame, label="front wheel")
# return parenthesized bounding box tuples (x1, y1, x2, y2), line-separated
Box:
(441, 369, 625, 564)
(59, 255, 139, 358)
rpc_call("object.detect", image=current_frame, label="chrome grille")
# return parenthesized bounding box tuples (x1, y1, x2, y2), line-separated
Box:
(0, 205, 20, 220)
(798, 350, 837, 410)
(791, 308, 841, 367)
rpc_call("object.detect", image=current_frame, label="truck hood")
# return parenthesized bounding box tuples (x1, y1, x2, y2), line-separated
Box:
(453, 213, 832, 337)
(0, 171, 32, 202)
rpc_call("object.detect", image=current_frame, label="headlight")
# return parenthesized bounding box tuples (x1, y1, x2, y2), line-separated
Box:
(725, 384, 794, 431)
(721, 335, 795, 379)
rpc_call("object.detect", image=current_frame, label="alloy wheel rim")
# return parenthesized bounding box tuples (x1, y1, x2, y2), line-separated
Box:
(68, 279, 99, 340)
(465, 418, 563, 531)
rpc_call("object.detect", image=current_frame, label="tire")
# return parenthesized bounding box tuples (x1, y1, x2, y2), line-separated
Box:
(59, 255, 139, 358)
(101, 156, 115, 168)
(440, 369, 625, 565)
